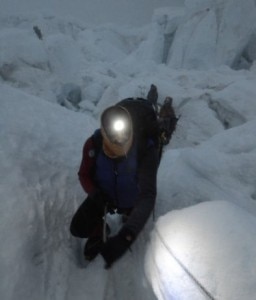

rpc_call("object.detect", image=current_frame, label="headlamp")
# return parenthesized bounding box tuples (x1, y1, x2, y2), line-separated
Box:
(101, 105, 132, 146)
(113, 119, 125, 132)
(109, 117, 129, 144)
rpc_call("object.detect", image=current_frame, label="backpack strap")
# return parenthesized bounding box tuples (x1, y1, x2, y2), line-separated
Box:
(92, 129, 103, 158)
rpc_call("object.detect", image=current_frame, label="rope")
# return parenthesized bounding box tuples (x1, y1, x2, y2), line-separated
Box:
(154, 226, 216, 300)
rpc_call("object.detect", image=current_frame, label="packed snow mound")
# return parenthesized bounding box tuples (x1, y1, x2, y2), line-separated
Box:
(0, 28, 48, 69)
(166, 0, 256, 69)
(157, 118, 256, 214)
(146, 200, 256, 300)
(132, 7, 184, 64)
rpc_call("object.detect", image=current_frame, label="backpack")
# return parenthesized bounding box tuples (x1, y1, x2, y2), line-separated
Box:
(93, 85, 178, 163)
(117, 97, 159, 148)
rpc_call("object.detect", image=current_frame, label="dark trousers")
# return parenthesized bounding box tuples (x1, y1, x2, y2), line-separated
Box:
(70, 196, 105, 238)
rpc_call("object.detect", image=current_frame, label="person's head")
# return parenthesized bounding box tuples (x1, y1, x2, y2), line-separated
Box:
(164, 96, 173, 105)
(101, 105, 133, 158)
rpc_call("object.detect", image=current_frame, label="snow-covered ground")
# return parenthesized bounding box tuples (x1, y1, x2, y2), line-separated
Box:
(1, 0, 256, 299)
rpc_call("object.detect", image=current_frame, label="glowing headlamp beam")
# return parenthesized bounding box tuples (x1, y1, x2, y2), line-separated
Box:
(113, 119, 125, 132)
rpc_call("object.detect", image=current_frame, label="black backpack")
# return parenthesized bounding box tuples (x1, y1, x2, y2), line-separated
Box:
(117, 97, 159, 146)
(93, 85, 178, 163)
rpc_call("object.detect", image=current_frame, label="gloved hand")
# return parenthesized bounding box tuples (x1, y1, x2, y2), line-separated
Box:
(100, 228, 134, 269)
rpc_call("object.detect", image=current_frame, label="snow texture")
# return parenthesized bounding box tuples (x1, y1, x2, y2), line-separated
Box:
(1, 0, 256, 299)
(167, 0, 256, 69)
